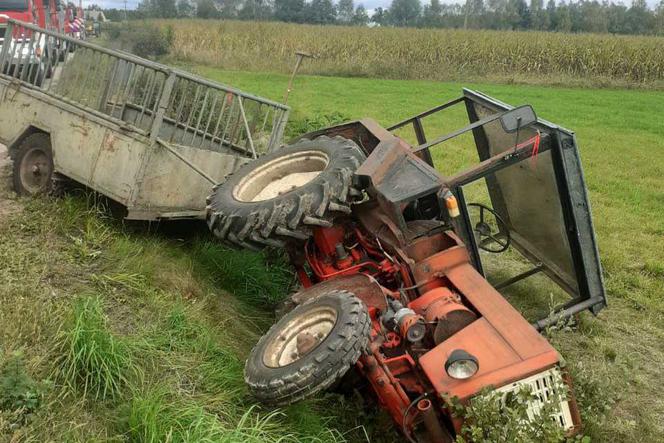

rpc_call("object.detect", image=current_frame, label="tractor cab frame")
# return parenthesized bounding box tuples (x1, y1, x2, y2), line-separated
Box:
(299, 88, 606, 330)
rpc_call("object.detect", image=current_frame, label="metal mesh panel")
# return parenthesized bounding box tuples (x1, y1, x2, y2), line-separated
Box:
(471, 102, 579, 294)
(496, 367, 574, 431)
(157, 76, 286, 157)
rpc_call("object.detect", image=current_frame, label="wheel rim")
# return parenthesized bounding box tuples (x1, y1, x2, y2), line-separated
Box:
(233, 150, 329, 202)
(263, 306, 337, 368)
(19, 147, 52, 194)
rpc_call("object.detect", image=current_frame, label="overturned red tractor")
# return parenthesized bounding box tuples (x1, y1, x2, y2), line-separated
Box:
(206, 90, 606, 441)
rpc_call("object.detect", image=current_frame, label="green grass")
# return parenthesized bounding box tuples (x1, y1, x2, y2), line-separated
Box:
(55, 295, 135, 400)
(191, 241, 294, 309)
(126, 388, 304, 443)
(2, 68, 664, 442)
(0, 192, 357, 441)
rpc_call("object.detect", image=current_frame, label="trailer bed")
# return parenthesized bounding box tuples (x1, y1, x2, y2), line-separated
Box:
(0, 19, 289, 219)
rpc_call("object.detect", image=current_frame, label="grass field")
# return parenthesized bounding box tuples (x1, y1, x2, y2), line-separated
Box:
(1, 68, 664, 442)
(0, 166, 376, 441)
(159, 19, 664, 89)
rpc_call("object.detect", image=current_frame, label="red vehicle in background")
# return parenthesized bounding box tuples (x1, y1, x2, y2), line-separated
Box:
(0, 0, 62, 31)
(0, 0, 75, 85)
(0, 0, 35, 24)
(0, 0, 83, 43)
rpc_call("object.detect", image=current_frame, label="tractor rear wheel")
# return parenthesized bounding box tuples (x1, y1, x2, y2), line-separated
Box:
(206, 135, 365, 250)
(244, 290, 370, 406)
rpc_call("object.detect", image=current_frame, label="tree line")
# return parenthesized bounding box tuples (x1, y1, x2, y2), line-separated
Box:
(101, 0, 664, 35)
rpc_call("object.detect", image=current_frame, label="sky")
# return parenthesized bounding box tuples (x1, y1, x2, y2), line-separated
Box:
(88, 0, 140, 9)
(86, 0, 659, 12)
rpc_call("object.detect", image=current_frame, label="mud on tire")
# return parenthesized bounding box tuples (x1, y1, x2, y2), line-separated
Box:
(244, 290, 371, 406)
(206, 136, 365, 249)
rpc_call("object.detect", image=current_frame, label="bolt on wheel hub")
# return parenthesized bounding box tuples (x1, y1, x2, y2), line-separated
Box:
(19, 148, 52, 194)
(263, 306, 337, 367)
(233, 150, 329, 202)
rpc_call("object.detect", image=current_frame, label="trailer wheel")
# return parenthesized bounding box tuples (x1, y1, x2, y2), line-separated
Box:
(245, 290, 370, 405)
(12, 133, 55, 196)
(206, 136, 365, 249)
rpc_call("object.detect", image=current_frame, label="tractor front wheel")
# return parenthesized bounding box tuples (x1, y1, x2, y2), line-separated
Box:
(244, 290, 370, 406)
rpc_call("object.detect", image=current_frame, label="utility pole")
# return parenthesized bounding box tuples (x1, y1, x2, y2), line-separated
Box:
(463, 0, 470, 29)
(124, 0, 128, 22)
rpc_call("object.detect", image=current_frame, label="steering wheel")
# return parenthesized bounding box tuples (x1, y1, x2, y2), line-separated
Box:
(467, 203, 511, 253)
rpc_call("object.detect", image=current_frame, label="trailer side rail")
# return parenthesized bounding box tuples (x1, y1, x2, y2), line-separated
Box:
(0, 19, 289, 157)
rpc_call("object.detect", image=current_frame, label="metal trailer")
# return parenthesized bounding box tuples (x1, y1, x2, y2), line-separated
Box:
(0, 19, 290, 220)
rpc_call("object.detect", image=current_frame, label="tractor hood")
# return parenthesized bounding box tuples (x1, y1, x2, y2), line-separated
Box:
(418, 259, 560, 400)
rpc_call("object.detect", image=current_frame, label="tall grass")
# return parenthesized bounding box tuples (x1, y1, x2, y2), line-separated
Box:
(160, 19, 664, 86)
(128, 389, 317, 443)
(54, 296, 136, 400)
(135, 303, 351, 442)
(127, 388, 229, 443)
(191, 240, 293, 307)
(160, 304, 245, 396)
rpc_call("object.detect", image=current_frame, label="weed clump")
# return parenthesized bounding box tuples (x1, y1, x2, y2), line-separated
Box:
(0, 353, 45, 416)
(161, 305, 245, 395)
(451, 383, 576, 443)
(127, 389, 299, 443)
(55, 296, 136, 400)
(286, 112, 350, 138)
(128, 388, 224, 443)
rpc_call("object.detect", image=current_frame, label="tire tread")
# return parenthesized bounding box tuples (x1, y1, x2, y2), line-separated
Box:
(244, 291, 370, 406)
(206, 136, 365, 248)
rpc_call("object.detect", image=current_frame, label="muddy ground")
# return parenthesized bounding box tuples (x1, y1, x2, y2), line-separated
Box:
(0, 144, 19, 222)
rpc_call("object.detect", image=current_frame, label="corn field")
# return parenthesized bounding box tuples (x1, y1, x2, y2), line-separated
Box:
(158, 19, 664, 86)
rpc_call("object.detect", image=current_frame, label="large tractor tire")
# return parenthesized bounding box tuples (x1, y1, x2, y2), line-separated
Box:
(206, 136, 365, 249)
(244, 290, 371, 405)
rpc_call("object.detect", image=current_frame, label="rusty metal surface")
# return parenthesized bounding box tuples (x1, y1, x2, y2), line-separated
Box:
(419, 261, 561, 401)
(0, 19, 290, 220)
(354, 138, 442, 236)
(293, 118, 394, 155)
(290, 274, 388, 311)
(356, 138, 441, 202)
(0, 143, 20, 222)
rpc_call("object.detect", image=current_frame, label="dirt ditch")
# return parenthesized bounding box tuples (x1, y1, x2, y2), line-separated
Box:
(0, 144, 20, 221)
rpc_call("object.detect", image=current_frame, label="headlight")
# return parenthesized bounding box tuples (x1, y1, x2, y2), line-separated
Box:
(445, 349, 479, 380)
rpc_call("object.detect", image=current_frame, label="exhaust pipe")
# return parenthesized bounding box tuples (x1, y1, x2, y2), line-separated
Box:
(417, 398, 452, 443)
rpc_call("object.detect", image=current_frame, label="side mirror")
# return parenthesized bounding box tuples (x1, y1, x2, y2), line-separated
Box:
(500, 105, 537, 133)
